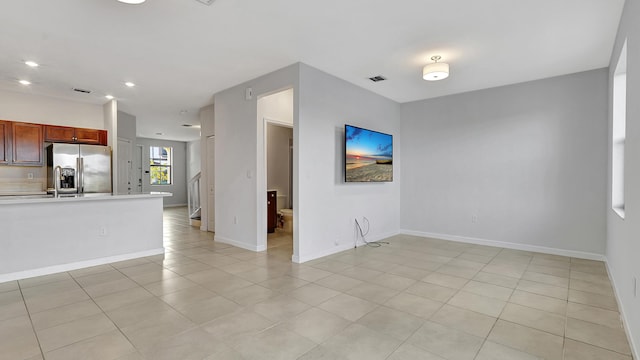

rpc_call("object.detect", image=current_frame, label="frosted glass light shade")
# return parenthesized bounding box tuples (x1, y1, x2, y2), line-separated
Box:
(423, 62, 450, 81)
(118, 0, 146, 4)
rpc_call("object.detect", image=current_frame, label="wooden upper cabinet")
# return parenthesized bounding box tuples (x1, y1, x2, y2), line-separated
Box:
(0, 121, 107, 167)
(0, 120, 11, 164)
(45, 125, 107, 145)
(12, 122, 43, 166)
(44, 125, 75, 143)
(75, 128, 106, 145)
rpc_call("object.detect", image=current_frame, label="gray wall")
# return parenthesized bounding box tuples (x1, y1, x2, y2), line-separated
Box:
(267, 123, 292, 209)
(607, 0, 640, 356)
(136, 137, 187, 207)
(400, 69, 608, 256)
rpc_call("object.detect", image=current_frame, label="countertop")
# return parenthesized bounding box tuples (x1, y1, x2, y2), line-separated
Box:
(0, 192, 172, 205)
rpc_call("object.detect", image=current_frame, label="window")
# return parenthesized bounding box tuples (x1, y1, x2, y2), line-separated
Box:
(612, 40, 627, 219)
(150, 146, 173, 185)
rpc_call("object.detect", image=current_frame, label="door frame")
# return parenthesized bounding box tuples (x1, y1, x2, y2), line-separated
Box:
(258, 117, 294, 251)
(116, 138, 132, 194)
(206, 135, 215, 232)
(135, 144, 144, 193)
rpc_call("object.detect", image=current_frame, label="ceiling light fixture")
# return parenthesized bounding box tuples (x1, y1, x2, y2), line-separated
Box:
(423, 55, 450, 81)
(105, 95, 114, 100)
(117, 0, 146, 4)
(18, 80, 31, 85)
(125, 82, 135, 87)
(24, 61, 39, 67)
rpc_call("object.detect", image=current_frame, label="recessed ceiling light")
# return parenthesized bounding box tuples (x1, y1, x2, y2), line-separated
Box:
(19, 80, 31, 85)
(24, 61, 39, 67)
(105, 95, 114, 100)
(125, 82, 135, 87)
(117, 0, 146, 4)
(156, 132, 163, 135)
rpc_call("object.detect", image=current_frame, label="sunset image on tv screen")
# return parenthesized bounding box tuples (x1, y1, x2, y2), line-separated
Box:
(345, 125, 393, 182)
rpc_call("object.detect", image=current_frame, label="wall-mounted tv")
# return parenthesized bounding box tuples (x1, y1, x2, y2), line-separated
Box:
(345, 124, 393, 182)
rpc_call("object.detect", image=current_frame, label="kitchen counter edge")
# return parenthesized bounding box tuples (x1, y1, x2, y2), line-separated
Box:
(0, 192, 172, 205)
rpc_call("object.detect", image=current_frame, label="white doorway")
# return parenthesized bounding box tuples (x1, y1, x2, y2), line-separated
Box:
(257, 88, 294, 258)
(207, 135, 215, 232)
(117, 138, 132, 194)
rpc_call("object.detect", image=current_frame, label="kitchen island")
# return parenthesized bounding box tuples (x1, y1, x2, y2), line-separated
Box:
(0, 192, 170, 282)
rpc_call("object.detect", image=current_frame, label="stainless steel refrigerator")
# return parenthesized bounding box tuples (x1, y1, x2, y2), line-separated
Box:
(47, 143, 112, 194)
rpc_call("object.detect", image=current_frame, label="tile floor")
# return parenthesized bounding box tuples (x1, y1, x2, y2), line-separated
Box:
(0, 207, 633, 359)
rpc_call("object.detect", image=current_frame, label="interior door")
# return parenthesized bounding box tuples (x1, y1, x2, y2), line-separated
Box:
(116, 139, 132, 194)
(207, 136, 215, 232)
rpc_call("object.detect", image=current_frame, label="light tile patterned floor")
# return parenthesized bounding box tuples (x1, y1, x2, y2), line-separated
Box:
(0, 207, 633, 359)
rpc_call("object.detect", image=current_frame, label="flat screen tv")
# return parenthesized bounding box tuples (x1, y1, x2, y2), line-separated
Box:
(345, 124, 393, 182)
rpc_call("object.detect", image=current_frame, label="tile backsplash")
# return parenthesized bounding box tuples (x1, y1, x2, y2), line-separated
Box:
(0, 166, 47, 194)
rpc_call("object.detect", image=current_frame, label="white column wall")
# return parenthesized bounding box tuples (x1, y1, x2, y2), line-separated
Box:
(296, 64, 401, 261)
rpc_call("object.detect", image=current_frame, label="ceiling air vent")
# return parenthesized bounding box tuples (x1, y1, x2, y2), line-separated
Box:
(368, 75, 387, 82)
(195, 0, 215, 5)
(73, 88, 92, 94)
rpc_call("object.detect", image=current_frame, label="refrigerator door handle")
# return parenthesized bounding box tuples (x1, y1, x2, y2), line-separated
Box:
(77, 157, 83, 193)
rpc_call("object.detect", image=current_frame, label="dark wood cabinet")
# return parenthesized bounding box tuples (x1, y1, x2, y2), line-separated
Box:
(11, 122, 43, 166)
(0, 120, 10, 164)
(267, 190, 277, 233)
(75, 128, 106, 145)
(44, 125, 75, 143)
(0, 120, 107, 167)
(45, 125, 107, 145)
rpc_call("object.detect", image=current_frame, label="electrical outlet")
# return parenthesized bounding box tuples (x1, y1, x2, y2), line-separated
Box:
(233, 216, 238, 224)
(99, 226, 108, 236)
(334, 240, 339, 246)
(27, 173, 34, 180)
(471, 215, 478, 223)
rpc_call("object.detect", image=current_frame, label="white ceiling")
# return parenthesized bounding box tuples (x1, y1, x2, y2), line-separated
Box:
(0, 0, 625, 142)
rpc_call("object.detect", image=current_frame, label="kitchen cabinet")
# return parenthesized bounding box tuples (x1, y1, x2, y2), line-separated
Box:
(45, 125, 107, 145)
(11, 122, 43, 166)
(267, 190, 277, 233)
(0, 121, 10, 164)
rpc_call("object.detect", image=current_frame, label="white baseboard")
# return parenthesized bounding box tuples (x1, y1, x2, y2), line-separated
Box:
(214, 235, 266, 252)
(0, 248, 165, 283)
(605, 259, 639, 360)
(293, 230, 399, 263)
(400, 229, 605, 261)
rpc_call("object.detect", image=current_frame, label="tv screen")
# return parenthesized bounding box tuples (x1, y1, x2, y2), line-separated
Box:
(345, 124, 393, 182)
